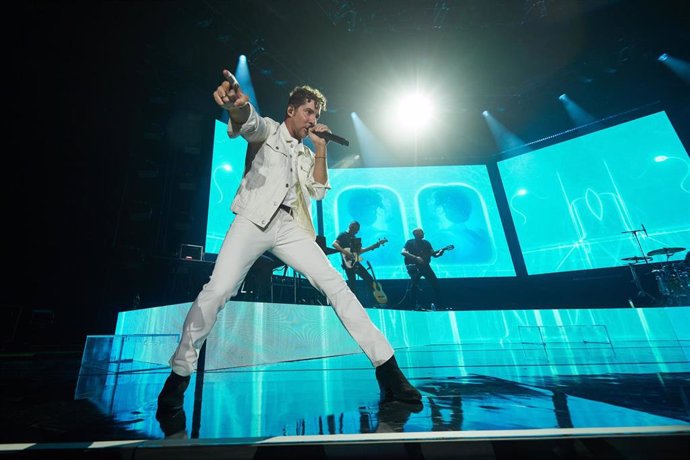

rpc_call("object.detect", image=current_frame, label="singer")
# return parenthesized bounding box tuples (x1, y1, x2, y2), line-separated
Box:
(155, 69, 422, 420)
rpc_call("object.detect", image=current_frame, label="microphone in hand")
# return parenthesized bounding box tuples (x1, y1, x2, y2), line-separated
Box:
(313, 131, 350, 146)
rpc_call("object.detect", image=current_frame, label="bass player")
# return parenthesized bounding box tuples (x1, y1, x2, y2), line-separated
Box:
(398, 228, 453, 311)
(333, 221, 387, 307)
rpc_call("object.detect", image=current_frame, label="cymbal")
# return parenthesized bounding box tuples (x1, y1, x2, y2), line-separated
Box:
(622, 256, 651, 262)
(647, 247, 686, 257)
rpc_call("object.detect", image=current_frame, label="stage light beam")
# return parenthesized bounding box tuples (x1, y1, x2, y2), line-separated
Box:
(558, 93, 596, 126)
(482, 110, 529, 155)
(657, 53, 690, 84)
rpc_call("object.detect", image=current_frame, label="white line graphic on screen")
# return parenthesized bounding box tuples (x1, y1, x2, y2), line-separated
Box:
(213, 163, 233, 204)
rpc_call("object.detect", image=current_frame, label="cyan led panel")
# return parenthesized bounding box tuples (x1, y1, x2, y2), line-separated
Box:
(498, 111, 690, 275)
(205, 120, 247, 254)
(321, 165, 515, 279)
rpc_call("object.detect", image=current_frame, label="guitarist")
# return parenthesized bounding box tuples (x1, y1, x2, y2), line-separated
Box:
(399, 228, 452, 311)
(332, 221, 386, 306)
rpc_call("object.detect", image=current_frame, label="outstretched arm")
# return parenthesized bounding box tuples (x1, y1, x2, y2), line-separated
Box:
(360, 240, 383, 255)
(432, 245, 454, 258)
(213, 70, 251, 127)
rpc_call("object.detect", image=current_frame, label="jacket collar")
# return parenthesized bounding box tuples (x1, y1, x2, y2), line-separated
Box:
(278, 122, 310, 156)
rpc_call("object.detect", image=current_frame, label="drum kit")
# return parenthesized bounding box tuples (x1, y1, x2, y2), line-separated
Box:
(622, 242, 689, 306)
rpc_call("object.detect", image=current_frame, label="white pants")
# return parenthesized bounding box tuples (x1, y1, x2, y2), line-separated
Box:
(170, 209, 394, 376)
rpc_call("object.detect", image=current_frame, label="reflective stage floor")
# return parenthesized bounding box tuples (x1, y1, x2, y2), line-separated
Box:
(2, 337, 689, 459)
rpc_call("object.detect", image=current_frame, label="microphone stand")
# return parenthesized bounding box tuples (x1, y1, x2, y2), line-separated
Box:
(622, 228, 649, 264)
(622, 225, 657, 307)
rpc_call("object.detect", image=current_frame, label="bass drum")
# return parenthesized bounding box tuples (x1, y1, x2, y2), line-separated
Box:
(654, 262, 690, 303)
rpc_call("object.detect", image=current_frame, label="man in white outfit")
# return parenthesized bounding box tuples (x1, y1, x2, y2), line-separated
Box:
(157, 69, 421, 413)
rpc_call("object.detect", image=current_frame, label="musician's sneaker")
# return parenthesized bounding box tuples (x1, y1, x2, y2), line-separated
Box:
(429, 303, 437, 311)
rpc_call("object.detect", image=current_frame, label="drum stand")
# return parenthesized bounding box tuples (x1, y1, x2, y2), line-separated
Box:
(621, 227, 656, 307)
(626, 263, 658, 307)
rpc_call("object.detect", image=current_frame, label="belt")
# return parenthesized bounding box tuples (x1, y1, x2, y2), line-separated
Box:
(278, 203, 293, 215)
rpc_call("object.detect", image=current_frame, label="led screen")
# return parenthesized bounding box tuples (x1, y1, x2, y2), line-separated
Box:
(205, 120, 246, 255)
(497, 111, 690, 275)
(321, 165, 515, 279)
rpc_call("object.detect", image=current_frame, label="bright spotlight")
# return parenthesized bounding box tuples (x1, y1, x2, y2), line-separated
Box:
(558, 93, 567, 102)
(482, 110, 489, 117)
(658, 53, 668, 62)
(395, 92, 433, 131)
(517, 188, 528, 196)
(654, 155, 668, 162)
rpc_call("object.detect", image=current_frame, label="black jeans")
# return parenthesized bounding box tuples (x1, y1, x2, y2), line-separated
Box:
(344, 262, 375, 302)
(399, 263, 440, 308)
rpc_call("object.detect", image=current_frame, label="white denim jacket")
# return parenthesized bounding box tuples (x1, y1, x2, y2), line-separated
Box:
(228, 104, 330, 237)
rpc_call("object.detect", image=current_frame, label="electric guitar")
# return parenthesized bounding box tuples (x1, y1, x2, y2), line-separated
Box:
(408, 244, 455, 266)
(434, 244, 455, 259)
(366, 261, 388, 305)
(341, 238, 388, 269)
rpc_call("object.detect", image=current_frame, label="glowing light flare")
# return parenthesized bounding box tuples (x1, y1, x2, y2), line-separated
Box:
(395, 92, 433, 132)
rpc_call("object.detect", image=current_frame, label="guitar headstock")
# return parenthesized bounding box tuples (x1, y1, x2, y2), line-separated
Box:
(436, 245, 454, 256)
(376, 238, 389, 247)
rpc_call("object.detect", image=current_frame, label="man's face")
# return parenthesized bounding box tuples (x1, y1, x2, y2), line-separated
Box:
(413, 229, 424, 239)
(285, 99, 321, 140)
(348, 222, 360, 235)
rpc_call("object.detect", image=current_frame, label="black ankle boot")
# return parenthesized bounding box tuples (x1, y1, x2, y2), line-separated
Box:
(157, 371, 191, 412)
(155, 405, 188, 438)
(375, 356, 422, 403)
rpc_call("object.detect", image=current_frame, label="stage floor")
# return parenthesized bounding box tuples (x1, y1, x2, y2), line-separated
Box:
(2, 336, 689, 459)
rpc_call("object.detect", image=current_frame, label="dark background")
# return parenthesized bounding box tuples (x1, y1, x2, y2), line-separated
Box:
(6, 1, 689, 350)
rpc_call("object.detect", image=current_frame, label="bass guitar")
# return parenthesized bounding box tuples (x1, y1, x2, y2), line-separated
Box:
(366, 261, 388, 305)
(342, 238, 388, 269)
(407, 244, 455, 266)
(433, 244, 455, 260)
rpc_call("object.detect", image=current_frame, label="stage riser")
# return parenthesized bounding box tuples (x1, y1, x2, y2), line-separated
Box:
(109, 303, 689, 370)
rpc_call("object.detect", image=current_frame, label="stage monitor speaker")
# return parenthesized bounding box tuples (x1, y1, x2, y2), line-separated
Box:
(180, 244, 204, 261)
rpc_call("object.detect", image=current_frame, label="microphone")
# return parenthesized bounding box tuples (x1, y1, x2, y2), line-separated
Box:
(313, 131, 350, 146)
(642, 224, 648, 237)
